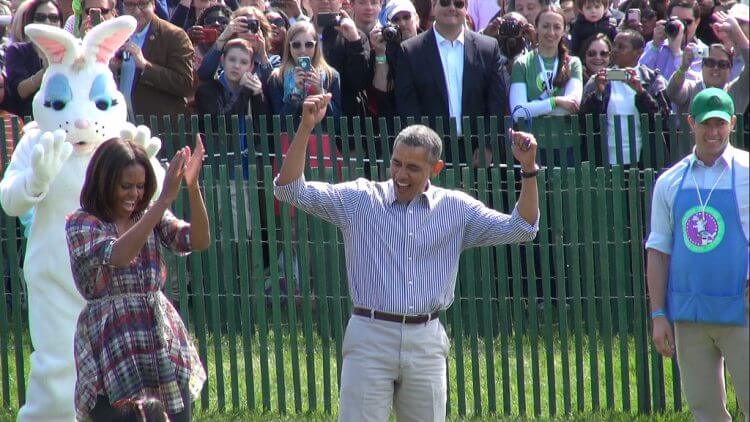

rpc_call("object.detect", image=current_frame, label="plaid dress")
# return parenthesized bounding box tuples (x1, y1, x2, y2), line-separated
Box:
(66, 208, 206, 419)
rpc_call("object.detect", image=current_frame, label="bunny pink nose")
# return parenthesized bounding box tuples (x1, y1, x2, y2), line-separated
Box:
(75, 119, 90, 129)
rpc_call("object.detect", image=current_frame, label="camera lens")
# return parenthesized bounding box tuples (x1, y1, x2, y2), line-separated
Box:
(382, 24, 400, 43)
(665, 18, 681, 38)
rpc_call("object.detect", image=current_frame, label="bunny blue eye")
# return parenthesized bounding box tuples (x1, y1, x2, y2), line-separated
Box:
(42, 74, 72, 111)
(89, 74, 119, 111)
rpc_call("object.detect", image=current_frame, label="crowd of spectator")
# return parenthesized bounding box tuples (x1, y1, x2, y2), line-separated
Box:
(0, 0, 748, 166)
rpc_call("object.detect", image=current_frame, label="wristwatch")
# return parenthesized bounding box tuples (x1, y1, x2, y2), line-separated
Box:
(520, 166, 540, 178)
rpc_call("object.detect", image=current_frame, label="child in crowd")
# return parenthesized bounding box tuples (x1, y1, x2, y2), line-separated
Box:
(570, 0, 618, 56)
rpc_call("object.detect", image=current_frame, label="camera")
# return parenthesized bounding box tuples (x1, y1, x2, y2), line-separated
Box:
(693, 45, 709, 58)
(665, 17, 684, 38)
(246, 18, 259, 34)
(381, 23, 401, 43)
(317, 12, 341, 28)
(605, 68, 629, 81)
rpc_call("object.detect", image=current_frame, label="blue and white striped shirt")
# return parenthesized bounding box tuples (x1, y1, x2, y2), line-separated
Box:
(274, 175, 539, 315)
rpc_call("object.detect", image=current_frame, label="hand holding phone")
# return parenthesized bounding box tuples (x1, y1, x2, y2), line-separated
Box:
(605, 68, 629, 81)
(89, 8, 102, 26)
(297, 56, 312, 72)
(317, 12, 341, 28)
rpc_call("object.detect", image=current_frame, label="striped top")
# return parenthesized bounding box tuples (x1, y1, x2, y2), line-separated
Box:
(274, 175, 539, 315)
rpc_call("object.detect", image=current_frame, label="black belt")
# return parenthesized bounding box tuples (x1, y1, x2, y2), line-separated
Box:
(352, 307, 441, 324)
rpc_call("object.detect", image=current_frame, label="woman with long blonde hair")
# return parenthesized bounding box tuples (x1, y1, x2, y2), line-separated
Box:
(268, 21, 341, 124)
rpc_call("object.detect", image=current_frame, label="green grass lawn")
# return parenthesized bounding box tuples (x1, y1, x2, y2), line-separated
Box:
(0, 330, 742, 421)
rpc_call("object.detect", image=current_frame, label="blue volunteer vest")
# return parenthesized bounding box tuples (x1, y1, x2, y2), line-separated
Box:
(667, 158, 749, 325)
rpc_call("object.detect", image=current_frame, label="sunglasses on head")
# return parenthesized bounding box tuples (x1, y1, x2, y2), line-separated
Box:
(85, 7, 111, 15)
(34, 12, 60, 22)
(390, 12, 412, 23)
(702, 57, 731, 69)
(438, 0, 465, 9)
(587, 50, 611, 58)
(290, 40, 316, 49)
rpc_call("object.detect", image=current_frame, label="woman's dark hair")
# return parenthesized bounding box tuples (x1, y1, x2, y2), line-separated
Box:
(111, 397, 168, 422)
(266, 8, 290, 28)
(24, 0, 63, 27)
(80, 139, 157, 223)
(535, 6, 571, 88)
(196, 4, 231, 26)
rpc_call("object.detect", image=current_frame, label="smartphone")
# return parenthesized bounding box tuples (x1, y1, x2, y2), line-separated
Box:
(605, 68, 629, 81)
(317, 12, 341, 28)
(627, 8, 640, 23)
(90, 8, 102, 26)
(693, 45, 709, 58)
(201, 28, 218, 45)
(297, 56, 312, 72)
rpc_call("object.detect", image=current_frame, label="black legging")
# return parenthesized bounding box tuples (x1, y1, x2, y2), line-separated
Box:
(89, 388, 191, 422)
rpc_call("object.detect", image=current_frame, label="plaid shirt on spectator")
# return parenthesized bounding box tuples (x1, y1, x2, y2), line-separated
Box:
(66, 208, 206, 419)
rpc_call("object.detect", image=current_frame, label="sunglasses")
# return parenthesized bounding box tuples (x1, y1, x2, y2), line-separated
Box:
(702, 58, 731, 69)
(268, 17, 286, 27)
(85, 7, 111, 15)
(290, 40, 316, 49)
(123, 2, 152, 11)
(34, 12, 60, 22)
(587, 50, 611, 58)
(204, 17, 229, 26)
(438, 0, 465, 8)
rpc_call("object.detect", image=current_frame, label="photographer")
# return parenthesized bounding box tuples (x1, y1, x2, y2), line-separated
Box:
(368, 0, 419, 120)
(580, 30, 669, 165)
(310, 0, 371, 122)
(638, 0, 707, 79)
(483, 12, 534, 113)
(196, 7, 281, 83)
(667, 12, 749, 116)
(188, 5, 231, 72)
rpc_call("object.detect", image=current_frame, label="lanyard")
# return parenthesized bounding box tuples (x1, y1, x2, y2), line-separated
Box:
(536, 50, 558, 98)
(689, 159, 729, 221)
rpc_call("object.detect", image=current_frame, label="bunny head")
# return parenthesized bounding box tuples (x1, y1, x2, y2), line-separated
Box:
(26, 16, 136, 156)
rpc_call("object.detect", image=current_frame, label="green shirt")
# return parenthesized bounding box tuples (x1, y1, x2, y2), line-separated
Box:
(511, 49, 583, 101)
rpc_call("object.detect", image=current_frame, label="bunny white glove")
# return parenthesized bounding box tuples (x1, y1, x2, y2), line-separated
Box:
(27, 130, 73, 196)
(121, 123, 162, 159)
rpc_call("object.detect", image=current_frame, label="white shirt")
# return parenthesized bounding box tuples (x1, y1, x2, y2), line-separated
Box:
(606, 80, 641, 165)
(434, 27, 465, 135)
(646, 144, 750, 255)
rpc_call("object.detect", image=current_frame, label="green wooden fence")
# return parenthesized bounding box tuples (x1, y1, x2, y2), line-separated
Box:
(0, 115, 748, 417)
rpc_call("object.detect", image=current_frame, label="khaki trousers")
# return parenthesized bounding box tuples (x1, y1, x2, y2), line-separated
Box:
(674, 308, 749, 422)
(338, 315, 450, 422)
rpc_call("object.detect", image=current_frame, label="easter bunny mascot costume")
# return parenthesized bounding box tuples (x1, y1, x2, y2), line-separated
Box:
(0, 16, 164, 421)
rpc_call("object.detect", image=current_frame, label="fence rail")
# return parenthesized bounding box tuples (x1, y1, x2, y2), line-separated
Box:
(0, 115, 748, 416)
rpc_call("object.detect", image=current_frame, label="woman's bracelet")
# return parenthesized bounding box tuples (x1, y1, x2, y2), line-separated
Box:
(375, 55, 387, 64)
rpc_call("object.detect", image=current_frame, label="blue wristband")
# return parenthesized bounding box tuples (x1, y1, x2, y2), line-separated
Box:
(651, 309, 666, 319)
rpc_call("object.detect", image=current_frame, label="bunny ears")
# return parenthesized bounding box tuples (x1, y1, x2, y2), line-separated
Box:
(24, 16, 137, 66)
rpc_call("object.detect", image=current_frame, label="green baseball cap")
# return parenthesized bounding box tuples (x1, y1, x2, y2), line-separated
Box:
(690, 88, 735, 123)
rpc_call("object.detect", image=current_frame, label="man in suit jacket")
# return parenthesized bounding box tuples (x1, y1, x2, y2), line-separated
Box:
(119, 0, 194, 122)
(395, 0, 504, 138)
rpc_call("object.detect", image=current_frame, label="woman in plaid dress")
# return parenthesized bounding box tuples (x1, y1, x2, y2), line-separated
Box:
(65, 137, 210, 421)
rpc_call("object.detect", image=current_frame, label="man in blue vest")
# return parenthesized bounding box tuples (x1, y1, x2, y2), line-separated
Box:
(646, 87, 749, 422)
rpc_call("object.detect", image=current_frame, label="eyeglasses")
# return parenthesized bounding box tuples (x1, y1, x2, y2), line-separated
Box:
(290, 40, 316, 49)
(586, 50, 611, 58)
(438, 0, 465, 9)
(34, 12, 60, 23)
(85, 7, 111, 15)
(123, 1, 152, 11)
(268, 17, 286, 27)
(702, 58, 732, 69)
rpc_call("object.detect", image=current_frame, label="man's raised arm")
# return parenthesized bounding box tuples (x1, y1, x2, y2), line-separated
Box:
(276, 94, 332, 186)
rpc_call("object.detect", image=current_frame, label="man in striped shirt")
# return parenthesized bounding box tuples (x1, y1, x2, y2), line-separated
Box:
(275, 94, 540, 421)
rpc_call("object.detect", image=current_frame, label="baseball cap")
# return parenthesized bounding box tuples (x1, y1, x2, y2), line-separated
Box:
(379, 0, 417, 27)
(690, 87, 735, 123)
